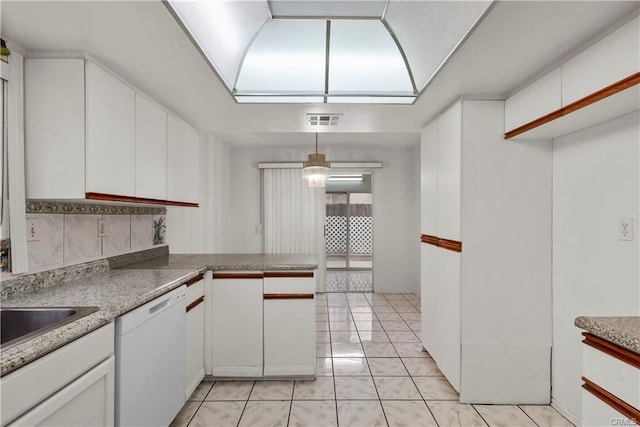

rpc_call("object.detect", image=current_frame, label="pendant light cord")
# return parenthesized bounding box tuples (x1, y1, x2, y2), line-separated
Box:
(315, 132, 319, 153)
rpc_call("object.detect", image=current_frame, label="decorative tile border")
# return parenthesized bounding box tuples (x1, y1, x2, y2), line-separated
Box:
(26, 200, 167, 215)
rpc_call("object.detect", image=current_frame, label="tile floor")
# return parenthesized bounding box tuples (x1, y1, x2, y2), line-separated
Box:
(326, 271, 373, 292)
(171, 292, 574, 427)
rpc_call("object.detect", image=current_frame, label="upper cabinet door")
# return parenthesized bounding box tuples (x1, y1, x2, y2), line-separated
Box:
(135, 94, 167, 200)
(85, 61, 136, 197)
(25, 59, 86, 199)
(420, 120, 438, 235)
(437, 101, 462, 241)
(167, 115, 199, 204)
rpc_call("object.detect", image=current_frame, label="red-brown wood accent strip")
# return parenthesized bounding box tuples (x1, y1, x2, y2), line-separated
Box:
(184, 274, 205, 287)
(263, 271, 314, 278)
(582, 332, 640, 369)
(264, 293, 315, 300)
(186, 296, 204, 313)
(582, 377, 640, 419)
(505, 72, 640, 139)
(85, 192, 199, 207)
(438, 238, 462, 253)
(213, 272, 264, 279)
(420, 234, 439, 246)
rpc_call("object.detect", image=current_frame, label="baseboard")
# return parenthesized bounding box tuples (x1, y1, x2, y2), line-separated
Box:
(551, 398, 581, 426)
(211, 366, 263, 377)
(264, 365, 315, 377)
(185, 369, 205, 400)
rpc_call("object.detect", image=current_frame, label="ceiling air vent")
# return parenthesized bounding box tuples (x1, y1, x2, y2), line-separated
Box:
(307, 113, 342, 127)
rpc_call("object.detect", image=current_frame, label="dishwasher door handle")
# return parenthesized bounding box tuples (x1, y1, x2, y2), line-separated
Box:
(148, 292, 184, 316)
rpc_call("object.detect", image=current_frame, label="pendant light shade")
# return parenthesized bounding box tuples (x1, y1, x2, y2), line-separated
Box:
(303, 133, 330, 187)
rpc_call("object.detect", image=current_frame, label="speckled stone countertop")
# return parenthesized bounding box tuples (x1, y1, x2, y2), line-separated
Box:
(1, 252, 317, 376)
(575, 316, 640, 355)
(122, 253, 318, 272)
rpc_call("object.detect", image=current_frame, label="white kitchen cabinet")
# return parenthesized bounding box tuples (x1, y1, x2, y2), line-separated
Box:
(504, 68, 562, 132)
(562, 16, 639, 106)
(85, 61, 136, 197)
(167, 115, 200, 204)
(419, 100, 552, 403)
(135, 94, 167, 200)
(185, 274, 205, 399)
(211, 272, 263, 377)
(25, 58, 86, 199)
(263, 272, 316, 377)
(1, 323, 115, 426)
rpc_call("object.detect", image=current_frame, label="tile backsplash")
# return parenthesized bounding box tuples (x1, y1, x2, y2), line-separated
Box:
(26, 204, 166, 271)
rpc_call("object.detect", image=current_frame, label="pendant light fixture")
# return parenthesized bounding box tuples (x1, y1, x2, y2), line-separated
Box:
(302, 133, 331, 188)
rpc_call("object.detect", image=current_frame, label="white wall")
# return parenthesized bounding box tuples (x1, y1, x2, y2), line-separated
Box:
(167, 133, 231, 253)
(227, 144, 421, 294)
(551, 111, 639, 420)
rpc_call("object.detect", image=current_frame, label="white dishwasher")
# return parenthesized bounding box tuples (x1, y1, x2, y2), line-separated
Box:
(115, 285, 186, 427)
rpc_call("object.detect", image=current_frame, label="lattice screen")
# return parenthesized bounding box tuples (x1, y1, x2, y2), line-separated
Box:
(325, 216, 372, 254)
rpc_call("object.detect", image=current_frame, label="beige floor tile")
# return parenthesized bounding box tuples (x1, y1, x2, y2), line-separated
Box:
(351, 312, 376, 321)
(367, 358, 408, 376)
(380, 320, 411, 331)
(169, 401, 199, 427)
(206, 381, 254, 401)
(519, 405, 575, 426)
(375, 312, 403, 321)
(332, 357, 370, 376)
(362, 342, 399, 357)
(372, 306, 397, 313)
(399, 312, 421, 322)
(249, 380, 294, 400)
(316, 357, 333, 376)
(329, 312, 353, 322)
(189, 401, 245, 427)
(473, 405, 537, 427)
(316, 321, 330, 332)
(354, 320, 384, 331)
(316, 342, 332, 357)
(331, 331, 361, 343)
(349, 305, 375, 313)
(337, 400, 387, 427)
(374, 376, 421, 400)
(238, 400, 290, 427)
(413, 376, 458, 400)
(335, 376, 379, 400)
(357, 330, 391, 343)
(317, 331, 331, 343)
(332, 342, 365, 357)
(405, 320, 422, 331)
(426, 401, 488, 427)
(386, 331, 420, 343)
(330, 321, 358, 332)
(392, 343, 429, 358)
(293, 377, 336, 400)
(289, 400, 338, 427)
(317, 313, 330, 322)
(187, 381, 214, 402)
(382, 400, 438, 427)
(401, 357, 442, 376)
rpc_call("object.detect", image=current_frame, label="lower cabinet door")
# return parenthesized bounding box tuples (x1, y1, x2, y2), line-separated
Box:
(582, 388, 632, 427)
(185, 298, 205, 399)
(10, 356, 115, 427)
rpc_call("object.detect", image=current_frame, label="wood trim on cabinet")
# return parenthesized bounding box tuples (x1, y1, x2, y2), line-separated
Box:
(212, 272, 264, 279)
(186, 296, 204, 313)
(582, 376, 640, 419)
(505, 72, 640, 139)
(582, 332, 640, 369)
(263, 271, 314, 278)
(184, 274, 205, 287)
(420, 234, 462, 252)
(85, 192, 199, 207)
(264, 293, 315, 300)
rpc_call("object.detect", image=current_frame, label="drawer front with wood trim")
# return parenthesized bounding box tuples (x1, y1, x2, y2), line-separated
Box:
(263, 273, 316, 377)
(185, 274, 205, 302)
(582, 387, 635, 427)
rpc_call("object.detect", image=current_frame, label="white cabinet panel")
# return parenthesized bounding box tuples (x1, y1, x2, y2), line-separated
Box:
(167, 115, 200, 204)
(562, 16, 639, 106)
(420, 120, 438, 235)
(583, 345, 640, 409)
(86, 61, 136, 196)
(582, 389, 630, 427)
(505, 68, 562, 131)
(135, 94, 167, 200)
(211, 276, 263, 376)
(435, 249, 461, 392)
(25, 58, 86, 199)
(9, 357, 114, 427)
(185, 301, 205, 398)
(437, 102, 462, 241)
(420, 244, 438, 353)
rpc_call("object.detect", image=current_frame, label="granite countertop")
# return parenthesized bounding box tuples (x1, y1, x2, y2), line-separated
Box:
(575, 316, 640, 355)
(1, 252, 318, 376)
(121, 253, 319, 272)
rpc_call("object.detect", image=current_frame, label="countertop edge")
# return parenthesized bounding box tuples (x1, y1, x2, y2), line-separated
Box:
(575, 316, 640, 355)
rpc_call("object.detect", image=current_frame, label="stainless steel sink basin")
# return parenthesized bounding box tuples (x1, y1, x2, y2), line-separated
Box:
(0, 306, 100, 350)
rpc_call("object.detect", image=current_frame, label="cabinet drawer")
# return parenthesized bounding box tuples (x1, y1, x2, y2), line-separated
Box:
(582, 388, 631, 427)
(185, 275, 205, 302)
(263, 272, 315, 294)
(583, 342, 640, 409)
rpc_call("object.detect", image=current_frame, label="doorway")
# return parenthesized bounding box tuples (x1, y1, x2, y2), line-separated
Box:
(325, 174, 373, 292)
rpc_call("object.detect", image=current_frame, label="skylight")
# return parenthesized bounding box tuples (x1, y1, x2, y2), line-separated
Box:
(166, 0, 492, 105)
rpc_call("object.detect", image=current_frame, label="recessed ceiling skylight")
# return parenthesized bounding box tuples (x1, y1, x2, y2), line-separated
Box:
(165, 0, 492, 105)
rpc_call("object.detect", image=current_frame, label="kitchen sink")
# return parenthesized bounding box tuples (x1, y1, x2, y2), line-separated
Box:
(0, 306, 100, 350)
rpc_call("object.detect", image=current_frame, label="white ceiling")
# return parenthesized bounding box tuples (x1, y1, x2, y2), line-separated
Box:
(2, 1, 638, 148)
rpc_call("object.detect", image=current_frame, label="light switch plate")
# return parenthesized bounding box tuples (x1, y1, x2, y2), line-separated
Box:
(27, 219, 39, 242)
(97, 219, 106, 237)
